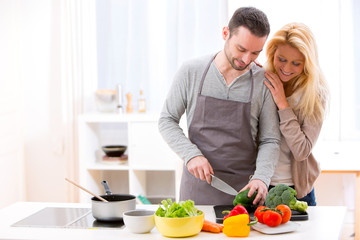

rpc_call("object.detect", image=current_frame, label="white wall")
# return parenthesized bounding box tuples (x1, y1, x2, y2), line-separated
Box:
(2, 0, 68, 204)
(0, 0, 25, 208)
(21, 0, 68, 202)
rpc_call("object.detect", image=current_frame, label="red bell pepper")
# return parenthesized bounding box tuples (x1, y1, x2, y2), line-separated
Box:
(222, 204, 249, 221)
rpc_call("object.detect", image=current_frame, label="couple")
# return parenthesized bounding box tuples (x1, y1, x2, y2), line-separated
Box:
(158, 7, 329, 206)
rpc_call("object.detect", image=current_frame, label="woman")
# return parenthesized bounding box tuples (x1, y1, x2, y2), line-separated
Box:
(264, 22, 330, 206)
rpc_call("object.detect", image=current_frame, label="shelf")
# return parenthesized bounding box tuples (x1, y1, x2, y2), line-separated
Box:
(78, 112, 181, 203)
(86, 163, 175, 171)
(131, 165, 176, 171)
(80, 112, 160, 123)
(86, 162, 130, 170)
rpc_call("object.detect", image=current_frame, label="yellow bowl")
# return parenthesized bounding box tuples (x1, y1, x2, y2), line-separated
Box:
(154, 211, 204, 237)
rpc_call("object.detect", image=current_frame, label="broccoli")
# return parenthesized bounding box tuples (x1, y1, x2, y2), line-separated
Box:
(265, 184, 308, 212)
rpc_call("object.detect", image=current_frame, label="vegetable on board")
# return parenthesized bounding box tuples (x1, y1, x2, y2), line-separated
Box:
(254, 206, 269, 224)
(254, 204, 292, 226)
(262, 209, 282, 227)
(222, 204, 249, 221)
(201, 219, 223, 233)
(155, 199, 201, 218)
(233, 189, 258, 211)
(223, 214, 258, 237)
(276, 204, 291, 224)
(264, 184, 308, 212)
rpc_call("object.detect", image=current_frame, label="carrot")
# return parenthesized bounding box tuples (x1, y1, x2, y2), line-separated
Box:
(218, 224, 224, 231)
(201, 219, 223, 233)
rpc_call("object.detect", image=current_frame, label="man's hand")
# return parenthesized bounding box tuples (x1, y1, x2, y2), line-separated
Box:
(240, 179, 268, 206)
(186, 156, 214, 184)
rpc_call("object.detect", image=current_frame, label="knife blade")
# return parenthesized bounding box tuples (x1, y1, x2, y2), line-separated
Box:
(210, 174, 239, 196)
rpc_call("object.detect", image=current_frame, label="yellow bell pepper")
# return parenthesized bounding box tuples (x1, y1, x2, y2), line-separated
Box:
(223, 214, 251, 237)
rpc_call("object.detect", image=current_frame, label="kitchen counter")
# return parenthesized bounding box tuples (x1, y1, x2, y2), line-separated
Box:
(314, 140, 360, 239)
(0, 202, 346, 240)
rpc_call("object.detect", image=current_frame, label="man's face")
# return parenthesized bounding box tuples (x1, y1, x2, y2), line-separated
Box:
(223, 26, 267, 71)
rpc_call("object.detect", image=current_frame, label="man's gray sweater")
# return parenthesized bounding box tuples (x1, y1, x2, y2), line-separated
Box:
(158, 54, 281, 186)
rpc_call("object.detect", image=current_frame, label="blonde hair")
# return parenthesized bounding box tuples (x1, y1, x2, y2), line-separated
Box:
(265, 22, 329, 122)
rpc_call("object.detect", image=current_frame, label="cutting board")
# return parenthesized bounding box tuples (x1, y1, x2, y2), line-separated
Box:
(213, 205, 308, 224)
(251, 221, 300, 234)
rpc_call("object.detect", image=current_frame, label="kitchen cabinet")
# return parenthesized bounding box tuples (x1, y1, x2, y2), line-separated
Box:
(78, 113, 185, 203)
(313, 140, 360, 239)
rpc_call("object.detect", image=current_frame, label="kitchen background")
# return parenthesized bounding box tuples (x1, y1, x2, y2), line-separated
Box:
(0, 0, 359, 228)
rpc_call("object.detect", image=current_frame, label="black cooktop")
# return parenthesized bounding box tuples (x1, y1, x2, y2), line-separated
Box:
(11, 207, 125, 229)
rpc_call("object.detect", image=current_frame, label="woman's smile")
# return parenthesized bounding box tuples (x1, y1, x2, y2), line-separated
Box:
(273, 44, 305, 82)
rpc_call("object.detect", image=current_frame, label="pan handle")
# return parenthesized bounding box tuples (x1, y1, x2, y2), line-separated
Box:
(101, 180, 112, 195)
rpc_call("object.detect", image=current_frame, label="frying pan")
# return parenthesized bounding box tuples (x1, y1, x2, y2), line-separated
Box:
(91, 180, 136, 221)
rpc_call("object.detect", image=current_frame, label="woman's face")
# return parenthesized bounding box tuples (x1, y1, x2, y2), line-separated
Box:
(273, 43, 305, 83)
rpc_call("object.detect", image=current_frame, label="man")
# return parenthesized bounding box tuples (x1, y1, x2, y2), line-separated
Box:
(158, 7, 280, 206)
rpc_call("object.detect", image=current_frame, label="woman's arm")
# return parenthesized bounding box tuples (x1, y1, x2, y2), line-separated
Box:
(278, 108, 323, 161)
(264, 70, 323, 161)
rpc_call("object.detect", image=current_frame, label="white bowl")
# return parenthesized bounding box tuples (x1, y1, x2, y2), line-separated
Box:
(95, 89, 116, 112)
(123, 209, 155, 234)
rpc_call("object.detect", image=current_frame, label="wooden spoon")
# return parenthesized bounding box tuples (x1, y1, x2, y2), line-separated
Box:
(65, 178, 108, 202)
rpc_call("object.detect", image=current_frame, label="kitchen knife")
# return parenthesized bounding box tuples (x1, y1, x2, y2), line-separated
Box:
(210, 174, 239, 196)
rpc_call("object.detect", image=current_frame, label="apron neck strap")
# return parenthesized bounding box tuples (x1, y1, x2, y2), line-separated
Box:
(198, 55, 255, 103)
(248, 69, 254, 102)
(198, 55, 217, 94)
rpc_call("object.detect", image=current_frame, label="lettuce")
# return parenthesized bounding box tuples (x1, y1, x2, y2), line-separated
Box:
(155, 199, 200, 218)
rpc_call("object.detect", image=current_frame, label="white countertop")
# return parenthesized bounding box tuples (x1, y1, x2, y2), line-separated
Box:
(0, 202, 347, 240)
(314, 140, 360, 171)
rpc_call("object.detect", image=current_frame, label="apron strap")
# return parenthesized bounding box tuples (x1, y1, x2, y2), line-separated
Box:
(198, 55, 255, 103)
(248, 69, 254, 102)
(198, 55, 217, 95)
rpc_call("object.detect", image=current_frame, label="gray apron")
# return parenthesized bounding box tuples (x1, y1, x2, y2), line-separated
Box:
(180, 56, 257, 205)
